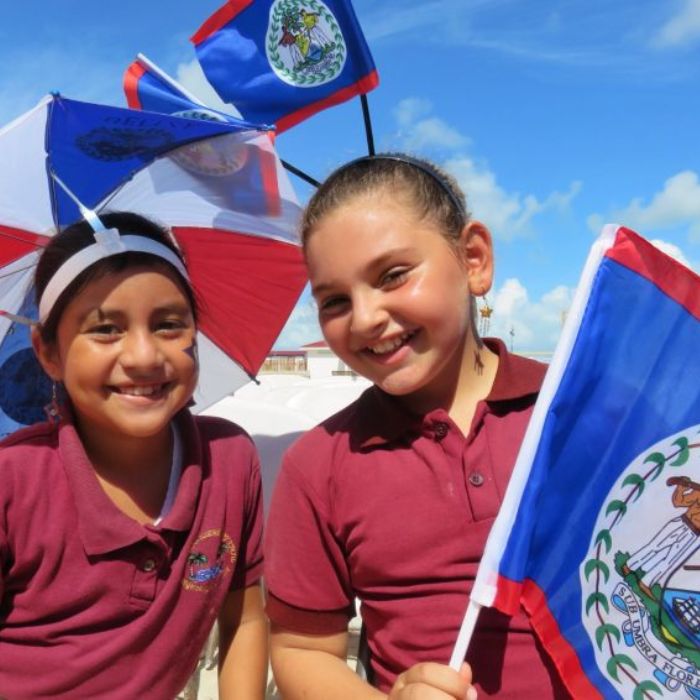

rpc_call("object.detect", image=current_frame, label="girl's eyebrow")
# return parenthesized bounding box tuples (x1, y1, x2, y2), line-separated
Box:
(77, 307, 110, 324)
(78, 302, 193, 324)
(311, 248, 415, 297)
(151, 302, 193, 315)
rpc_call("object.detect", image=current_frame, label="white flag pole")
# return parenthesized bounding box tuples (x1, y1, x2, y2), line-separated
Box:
(449, 599, 482, 670)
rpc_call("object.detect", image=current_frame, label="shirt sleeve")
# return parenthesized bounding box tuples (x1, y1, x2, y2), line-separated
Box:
(263, 449, 355, 634)
(231, 451, 264, 590)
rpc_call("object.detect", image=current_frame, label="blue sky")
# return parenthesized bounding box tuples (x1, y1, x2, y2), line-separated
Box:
(2, 0, 700, 352)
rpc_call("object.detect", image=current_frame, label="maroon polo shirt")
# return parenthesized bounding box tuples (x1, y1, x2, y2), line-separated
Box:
(265, 339, 569, 697)
(0, 410, 263, 699)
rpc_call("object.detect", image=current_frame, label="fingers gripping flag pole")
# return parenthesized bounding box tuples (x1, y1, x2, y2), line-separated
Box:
(450, 225, 700, 698)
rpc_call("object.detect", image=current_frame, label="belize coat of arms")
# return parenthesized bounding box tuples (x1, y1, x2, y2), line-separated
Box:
(265, 0, 346, 87)
(581, 426, 700, 698)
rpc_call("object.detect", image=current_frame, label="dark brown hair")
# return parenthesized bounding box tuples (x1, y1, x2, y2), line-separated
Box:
(35, 211, 197, 344)
(300, 153, 470, 248)
(301, 154, 482, 344)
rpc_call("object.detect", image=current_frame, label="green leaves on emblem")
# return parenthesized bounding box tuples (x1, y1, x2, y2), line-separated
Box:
(669, 437, 690, 466)
(605, 499, 627, 518)
(595, 529, 612, 553)
(585, 591, 609, 616)
(632, 680, 663, 699)
(595, 623, 620, 650)
(584, 558, 610, 583)
(643, 452, 666, 480)
(606, 653, 637, 682)
(621, 474, 644, 501)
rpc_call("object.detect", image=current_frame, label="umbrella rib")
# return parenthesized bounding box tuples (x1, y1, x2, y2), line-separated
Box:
(0, 263, 37, 281)
(0, 230, 47, 249)
(0, 310, 34, 326)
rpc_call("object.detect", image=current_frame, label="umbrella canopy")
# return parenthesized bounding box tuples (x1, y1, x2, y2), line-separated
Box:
(0, 94, 307, 437)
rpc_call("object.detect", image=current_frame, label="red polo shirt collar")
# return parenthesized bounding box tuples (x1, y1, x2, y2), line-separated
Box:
(354, 338, 544, 449)
(58, 409, 203, 556)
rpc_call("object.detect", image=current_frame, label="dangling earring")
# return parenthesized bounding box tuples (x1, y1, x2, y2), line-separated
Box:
(44, 382, 61, 422)
(478, 295, 493, 336)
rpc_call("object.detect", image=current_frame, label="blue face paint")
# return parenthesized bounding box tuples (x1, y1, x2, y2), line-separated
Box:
(183, 339, 199, 409)
(184, 339, 199, 366)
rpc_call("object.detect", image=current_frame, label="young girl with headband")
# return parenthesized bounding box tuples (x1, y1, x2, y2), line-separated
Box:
(0, 212, 267, 698)
(264, 155, 569, 698)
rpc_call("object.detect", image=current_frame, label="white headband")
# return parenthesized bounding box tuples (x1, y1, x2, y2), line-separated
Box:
(38, 228, 190, 323)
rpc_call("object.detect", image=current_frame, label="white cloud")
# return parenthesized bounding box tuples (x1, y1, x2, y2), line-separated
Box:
(651, 0, 700, 48)
(175, 59, 243, 118)
(445, 155, 581, 239)
(488, 278, 574, 352)
(649, 239, 693, 269)
(394, 98, 433, 126)
(393, 98, 469, 151)
(389, 100, 580, 239)
(274, 293, 322, 349)
(587, 170, 700, 242)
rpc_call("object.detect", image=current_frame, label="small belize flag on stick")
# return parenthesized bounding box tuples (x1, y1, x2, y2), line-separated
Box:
(451, 226, 700, 699)
(191, 0, 379, 133)
(124, 53, 255, 124)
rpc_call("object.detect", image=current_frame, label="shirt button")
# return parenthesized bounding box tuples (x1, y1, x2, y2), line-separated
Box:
(141, 558, 157, 573)
(468, 472, 485, 487)
(434, 422, 449, 439)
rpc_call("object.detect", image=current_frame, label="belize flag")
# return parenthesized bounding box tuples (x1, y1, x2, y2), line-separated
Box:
(0, 93, 306, 439)
(191, 0, 378, 132)
(452, 226, 700, 699)
(124, 53, 251, 124)
(123, 54, 282, 218)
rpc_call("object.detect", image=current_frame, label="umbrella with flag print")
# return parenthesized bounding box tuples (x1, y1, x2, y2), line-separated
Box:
(123, 52, 321, 188)
(0, 93, 307, 438)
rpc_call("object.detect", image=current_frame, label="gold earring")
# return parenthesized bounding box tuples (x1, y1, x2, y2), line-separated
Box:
(478, 295, 493, 336)
(44, 382, 60, 422)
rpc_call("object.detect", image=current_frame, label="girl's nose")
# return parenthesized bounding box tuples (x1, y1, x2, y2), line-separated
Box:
(120, 329, 163, 370)
(349, 291, 388, 337)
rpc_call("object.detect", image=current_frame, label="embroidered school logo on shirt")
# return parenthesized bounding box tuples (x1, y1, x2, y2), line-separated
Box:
(580, 426, 700, 697)
(182, 529, 237, 592)
(265, 0, 346, 87)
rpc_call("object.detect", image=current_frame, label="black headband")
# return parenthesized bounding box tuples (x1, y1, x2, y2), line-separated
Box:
(329, 154, 467, 218)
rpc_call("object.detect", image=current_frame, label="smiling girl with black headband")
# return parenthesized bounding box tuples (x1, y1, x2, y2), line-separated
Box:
(264, 154, 569, 699)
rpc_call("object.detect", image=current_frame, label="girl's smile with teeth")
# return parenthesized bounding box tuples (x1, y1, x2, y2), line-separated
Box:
(367, 332, 415, 355)
(113, 384, 168, 397)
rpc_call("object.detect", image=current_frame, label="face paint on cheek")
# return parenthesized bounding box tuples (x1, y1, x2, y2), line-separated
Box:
(183, 338, 199, 409)
(183, 339, 199, 369)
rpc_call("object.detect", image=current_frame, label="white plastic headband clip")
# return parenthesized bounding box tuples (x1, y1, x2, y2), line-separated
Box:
(39, 175, 189, 323)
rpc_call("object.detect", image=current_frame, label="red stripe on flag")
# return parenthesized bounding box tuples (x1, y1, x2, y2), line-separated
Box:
(522, 580, 603, 699)
(276, 70, 380, 133)
(0, 226, 47, 266)
(191, 0, 254, 46)
(491, 574, 523, 616)
(123, 61, 146, 110)
(606, 226, 700, 320)
(260, 144, 281, 218)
